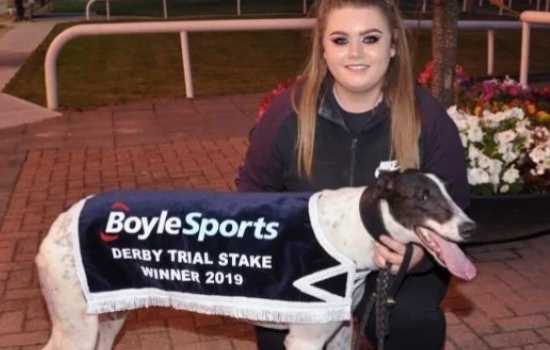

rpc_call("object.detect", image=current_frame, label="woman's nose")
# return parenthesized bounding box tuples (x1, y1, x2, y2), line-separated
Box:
(348, 40, 363, 58)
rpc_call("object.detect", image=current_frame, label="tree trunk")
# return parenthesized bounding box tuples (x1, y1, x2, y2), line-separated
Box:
(431, 0, 459, 107)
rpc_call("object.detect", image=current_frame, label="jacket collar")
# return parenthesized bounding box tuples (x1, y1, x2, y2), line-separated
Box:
(317, 79, 390, 132)
(318, 79, 347, 128)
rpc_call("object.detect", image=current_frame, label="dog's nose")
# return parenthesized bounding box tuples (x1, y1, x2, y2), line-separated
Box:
(459, 221, 476, 239)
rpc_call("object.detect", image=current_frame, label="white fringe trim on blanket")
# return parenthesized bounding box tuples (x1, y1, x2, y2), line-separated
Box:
(85, 289, 351, 323)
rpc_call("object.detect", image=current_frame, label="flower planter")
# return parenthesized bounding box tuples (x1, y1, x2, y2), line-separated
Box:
(467, 193, 550, 243)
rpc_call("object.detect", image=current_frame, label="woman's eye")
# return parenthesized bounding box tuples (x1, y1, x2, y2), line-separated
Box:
(362, 35, 380, 44)
(331, 37, 348, 46)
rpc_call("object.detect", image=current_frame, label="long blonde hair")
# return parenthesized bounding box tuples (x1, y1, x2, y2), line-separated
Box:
(293, 0, 420, 178)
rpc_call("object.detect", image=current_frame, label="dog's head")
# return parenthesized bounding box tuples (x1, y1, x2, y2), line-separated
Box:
(360, 169, 477, 280)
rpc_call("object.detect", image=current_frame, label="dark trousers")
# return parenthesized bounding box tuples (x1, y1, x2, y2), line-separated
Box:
(255, 267, 450, 350)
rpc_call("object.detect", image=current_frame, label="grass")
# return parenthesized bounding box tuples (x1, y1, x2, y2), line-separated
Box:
(50, 0, 89, 13)
(3, 21, 550, 109)
(4, 22, 308, 108)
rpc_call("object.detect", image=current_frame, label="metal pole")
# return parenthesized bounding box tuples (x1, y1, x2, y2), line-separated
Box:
(106, 0, 110, 21)
(463, 0, 468, 12)
(237, 0, 241, 16)
(546, 0, 549, 12)
(85, 0, 97, 20)
(422, 0, 427, 13)
(520, 21, 530, 87)
(163, 0, 167, 19)
(537, 0, 541, 10)
(180, 31, 194, 98)
(45, 47, 59, 110)
(487, 30, 494, 76)
(303, 0, 307, 14)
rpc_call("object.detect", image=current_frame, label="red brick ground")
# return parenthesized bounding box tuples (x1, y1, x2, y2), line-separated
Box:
(1, 95, 550, 349)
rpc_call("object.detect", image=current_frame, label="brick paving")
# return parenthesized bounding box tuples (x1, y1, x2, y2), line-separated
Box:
(1, 95, 550, 350)
(0, 96, 259, 350)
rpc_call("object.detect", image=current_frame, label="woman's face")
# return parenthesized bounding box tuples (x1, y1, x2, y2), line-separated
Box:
(322, 6, 395, 100)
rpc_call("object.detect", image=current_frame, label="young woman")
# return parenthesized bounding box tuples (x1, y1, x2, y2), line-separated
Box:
(236, 0, 469, 348)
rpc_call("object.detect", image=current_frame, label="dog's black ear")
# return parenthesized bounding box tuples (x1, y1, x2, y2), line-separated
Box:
(375, 170, 398, 194)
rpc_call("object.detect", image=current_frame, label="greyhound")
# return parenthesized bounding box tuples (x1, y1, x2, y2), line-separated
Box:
(35, 169, 476, 350)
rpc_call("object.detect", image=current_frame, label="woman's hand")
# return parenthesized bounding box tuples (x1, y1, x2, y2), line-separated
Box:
(374, 235, 425, 274)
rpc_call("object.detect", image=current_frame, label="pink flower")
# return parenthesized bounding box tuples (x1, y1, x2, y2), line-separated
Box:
(256, 77, 298, 122)
(507, 85, 520, 97)
(417, 60, 468, 88)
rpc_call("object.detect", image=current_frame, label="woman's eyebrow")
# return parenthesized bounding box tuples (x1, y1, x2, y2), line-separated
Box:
(328, 29, 383, 36)
(327, 31, 349, 36)
(360, 29, 383, 35)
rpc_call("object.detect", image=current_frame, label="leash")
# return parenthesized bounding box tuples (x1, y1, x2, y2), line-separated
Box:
(343, 173, 413, 349)
(323, 243, 413, 350)
(355, 243, 414, 350)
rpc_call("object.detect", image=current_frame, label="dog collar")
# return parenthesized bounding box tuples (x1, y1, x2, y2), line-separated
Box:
(359, 190, 386, 242)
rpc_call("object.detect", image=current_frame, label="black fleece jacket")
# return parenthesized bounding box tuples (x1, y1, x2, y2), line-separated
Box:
(236, 84, 469, 273)
(237, 85, 469, 209)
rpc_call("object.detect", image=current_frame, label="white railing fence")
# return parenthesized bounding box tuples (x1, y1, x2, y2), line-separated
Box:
(44, 16, 549, 110)
(86, 0, 169, 20)
(519, 11, 550, 87)
(464, 0, 549, 14)
(44, 18, 314, 109)
(84, 0, 550, 21)
(86, 0, 310, 21)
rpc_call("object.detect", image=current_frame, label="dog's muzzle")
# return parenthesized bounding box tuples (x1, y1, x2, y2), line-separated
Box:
(458, 221, 476, 240)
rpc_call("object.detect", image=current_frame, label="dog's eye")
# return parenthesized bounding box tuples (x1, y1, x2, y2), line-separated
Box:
(420, 190, 430, 201)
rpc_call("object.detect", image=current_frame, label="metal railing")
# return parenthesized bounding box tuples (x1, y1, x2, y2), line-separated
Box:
(84, 0, 550, 21)
(86, 0, 168, 20)
(43, 17, 547, 110)
(520, 11, 550, 87)
(85, 0, 309, 21)
(44, 18, 314, 109)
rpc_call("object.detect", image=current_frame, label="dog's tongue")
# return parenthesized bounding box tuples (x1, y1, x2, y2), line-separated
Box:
(430, 234, 477, 281)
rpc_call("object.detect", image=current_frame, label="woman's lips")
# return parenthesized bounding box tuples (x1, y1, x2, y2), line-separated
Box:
(345, 64, 369, 71)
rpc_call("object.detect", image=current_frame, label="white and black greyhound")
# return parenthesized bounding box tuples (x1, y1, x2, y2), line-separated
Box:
(35, 169, 477, 350)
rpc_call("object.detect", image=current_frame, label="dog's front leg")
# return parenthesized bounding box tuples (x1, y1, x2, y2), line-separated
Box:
(285, 322, 343, 350)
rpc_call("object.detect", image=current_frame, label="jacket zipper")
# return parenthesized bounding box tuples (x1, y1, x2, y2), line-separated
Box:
(349, 138, 358, 186)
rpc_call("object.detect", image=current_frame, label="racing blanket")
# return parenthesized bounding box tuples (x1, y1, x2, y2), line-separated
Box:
(72, 191, 357, 323)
